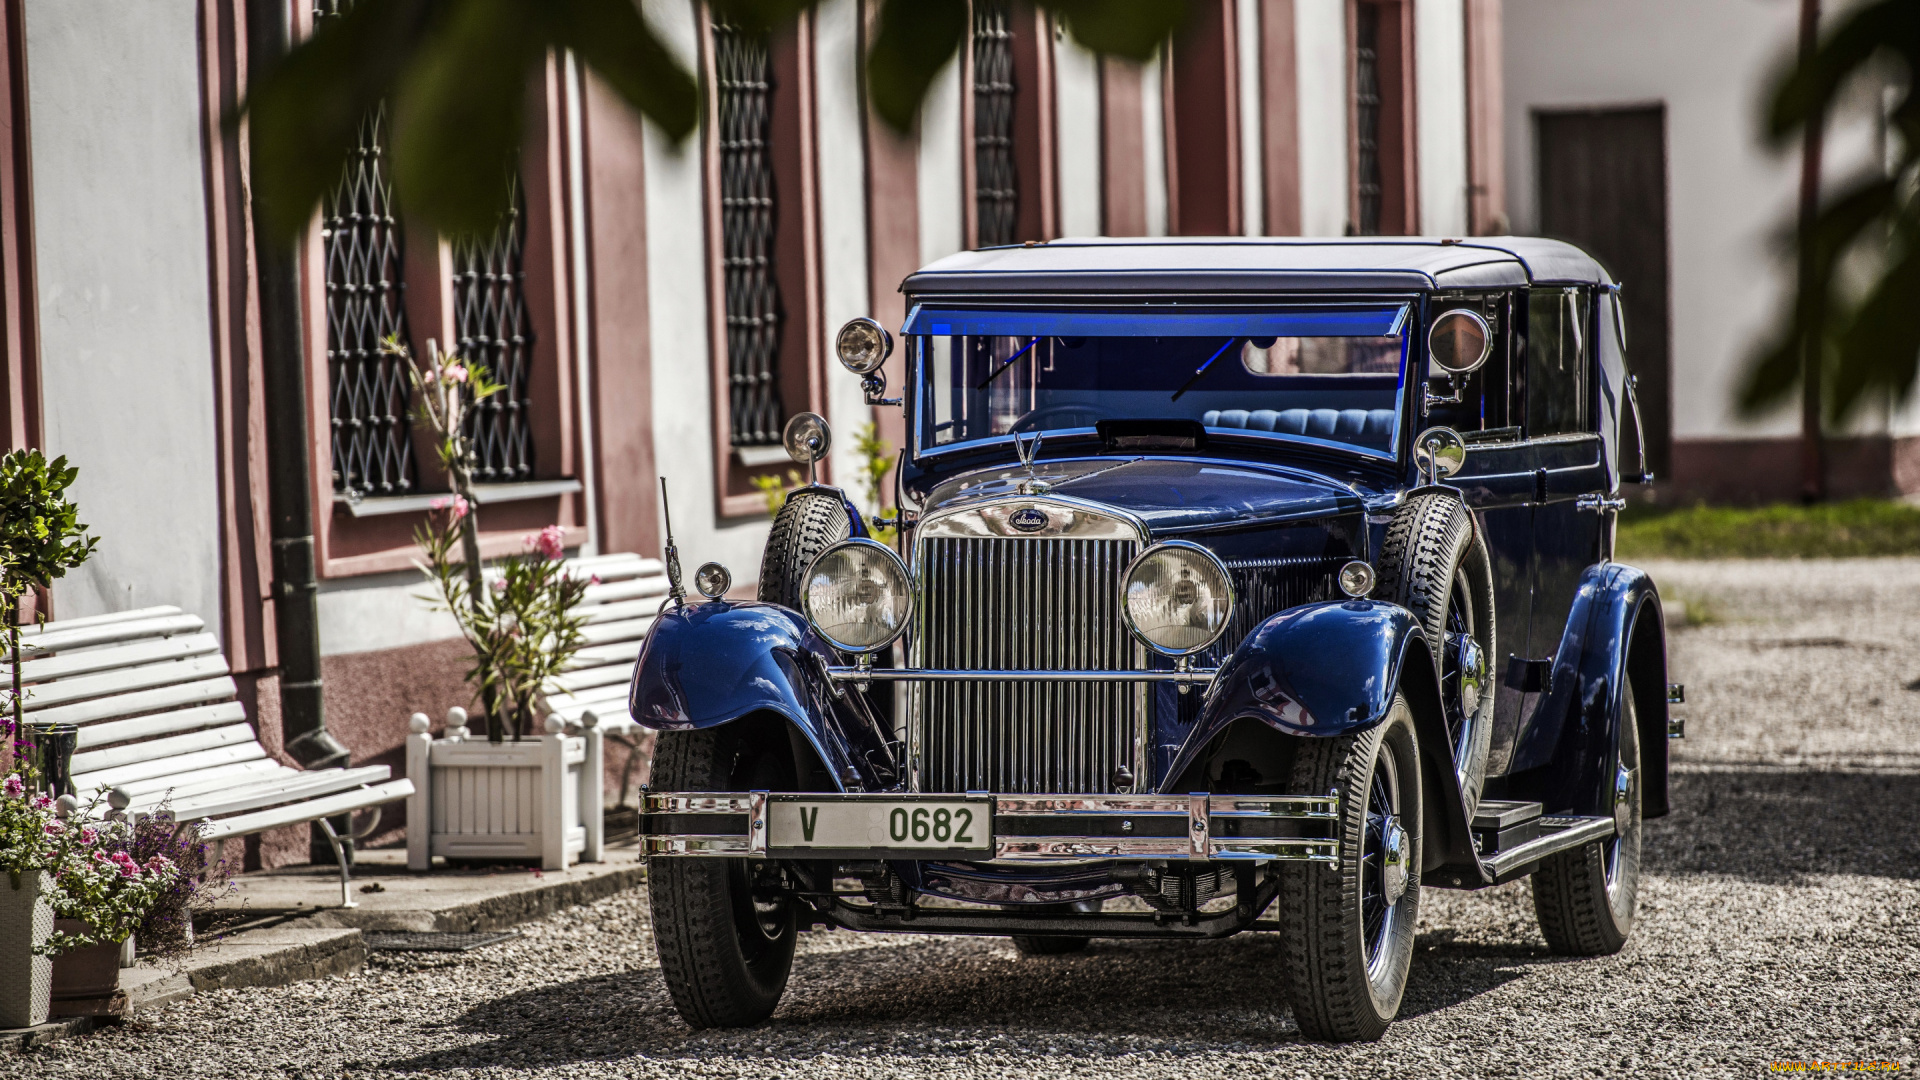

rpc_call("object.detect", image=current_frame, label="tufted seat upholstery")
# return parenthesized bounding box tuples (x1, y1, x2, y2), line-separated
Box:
(1202, 408, 1396, 447)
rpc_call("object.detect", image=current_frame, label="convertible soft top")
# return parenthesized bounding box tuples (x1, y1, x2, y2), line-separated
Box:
(902, 236, 1610, 295)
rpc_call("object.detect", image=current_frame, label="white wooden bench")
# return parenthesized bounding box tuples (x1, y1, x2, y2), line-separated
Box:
(539, 553, 671, 735)
(12, 605, 413, 907)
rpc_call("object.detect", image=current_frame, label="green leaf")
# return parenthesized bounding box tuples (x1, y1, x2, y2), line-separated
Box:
(545, 0, 699, 141)
(1047, 0, 1189, 61)
(866, 0, 968, 134)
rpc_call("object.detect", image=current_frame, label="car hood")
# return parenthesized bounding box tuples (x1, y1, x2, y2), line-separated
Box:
(920, 456, 1365, 534)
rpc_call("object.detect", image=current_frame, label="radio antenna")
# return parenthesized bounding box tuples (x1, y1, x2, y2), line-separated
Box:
(660, 477, 685, 608)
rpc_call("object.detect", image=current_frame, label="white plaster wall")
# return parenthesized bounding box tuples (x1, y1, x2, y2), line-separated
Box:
(26, 1, 222, 625)
(1294, 0, 1349, 237)
(317, 573, 459, 656)
(641, 0, 768, 579)
(1141, 52, 1169, 237)
(919, 57, 965, 264)
(1504, 0, 1812, 441)
(813, 0, 880, 512)
(1236, 0, 1265, 236)
(1054, 30, 1104, 238)
(1413, 0, 1469, 236)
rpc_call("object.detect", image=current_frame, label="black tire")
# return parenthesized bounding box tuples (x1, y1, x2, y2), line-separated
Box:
(648, 728, 798, 1028)
(758, 491, 851, 609)
(1279, 696, 1423, 1042)
(1532, 675, 1642, 956)
(1376, 492, 1496, 816)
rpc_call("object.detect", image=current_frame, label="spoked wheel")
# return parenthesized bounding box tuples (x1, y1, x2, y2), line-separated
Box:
(1279, 696, 1422, 1042)
(1533, 675, 1642, 955)
(1377, 493, 1494, 816)
(649, 728, 798, 1028)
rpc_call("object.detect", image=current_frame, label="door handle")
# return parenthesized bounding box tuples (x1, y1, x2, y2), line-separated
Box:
(1575, 494, 1626, 513)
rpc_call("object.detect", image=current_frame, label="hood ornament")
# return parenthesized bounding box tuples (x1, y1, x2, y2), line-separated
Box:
(1015, 431, 1050, 495)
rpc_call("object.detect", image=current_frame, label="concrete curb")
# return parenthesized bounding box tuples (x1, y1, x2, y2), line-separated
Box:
(298, 863, 648, 933)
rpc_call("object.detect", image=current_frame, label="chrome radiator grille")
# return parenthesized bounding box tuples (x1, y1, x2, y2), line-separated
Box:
(913, 536, 1144, 794)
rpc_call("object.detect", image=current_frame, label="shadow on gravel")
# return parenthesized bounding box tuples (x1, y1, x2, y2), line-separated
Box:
(377, 930, 1535, 1070)
(1650, 767, 1920, 882)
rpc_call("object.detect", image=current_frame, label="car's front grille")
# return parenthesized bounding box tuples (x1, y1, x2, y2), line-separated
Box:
(913, 535, 1145, 794)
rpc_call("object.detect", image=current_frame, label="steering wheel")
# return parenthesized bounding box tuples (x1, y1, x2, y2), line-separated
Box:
(1009, 403, 1111, 433)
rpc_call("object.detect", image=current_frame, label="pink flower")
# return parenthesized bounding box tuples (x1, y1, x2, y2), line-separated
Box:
(491, 578, 507, 592)
(43, 822, 63, 836)
(432, 495, 472, 520)
(145, 855, 173, 874)
(92, 849, 110, 863)
(443, 363, 469, 384)
(590, 574, 602, 586)
(526, 524, 566, 562)
(80, 826, 97, 844)
(31, 795, 51, 811)
(2, 775, 21, 799)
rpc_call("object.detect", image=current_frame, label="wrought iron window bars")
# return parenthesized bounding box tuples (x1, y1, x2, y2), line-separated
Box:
(452, 178, 537, 482)
(715, 20, 784, 447)
(972, 0, 1018, 249)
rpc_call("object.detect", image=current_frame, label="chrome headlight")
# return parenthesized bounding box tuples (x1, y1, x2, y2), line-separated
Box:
(802, 539, 912, 653)
(1120, 541, 1235, 656)
(835, 317, 893, 375)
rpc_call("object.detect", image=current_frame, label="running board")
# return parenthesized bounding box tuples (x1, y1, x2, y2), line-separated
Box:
(1480, 814, 1616, 881)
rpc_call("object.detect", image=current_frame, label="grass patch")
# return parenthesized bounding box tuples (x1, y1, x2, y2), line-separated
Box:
(1616, 498, 1920, 559)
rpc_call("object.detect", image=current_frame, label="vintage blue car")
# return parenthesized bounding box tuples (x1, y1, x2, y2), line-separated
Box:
(632, 237, 1678, 1042)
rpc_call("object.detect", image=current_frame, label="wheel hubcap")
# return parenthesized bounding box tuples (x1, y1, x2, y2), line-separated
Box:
(1380, 817, 1410, 905)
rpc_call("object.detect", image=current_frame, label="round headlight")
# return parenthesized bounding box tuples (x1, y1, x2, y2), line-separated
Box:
(835, 317, 893, 375)
(1121, 541, 1235, 656)
(693, 561, 732, 600)
(802, 539, 912, 653)
(1337, 560, 1376, 598)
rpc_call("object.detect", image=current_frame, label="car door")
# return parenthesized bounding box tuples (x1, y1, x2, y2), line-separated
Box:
(1515, 286, 1607, 770)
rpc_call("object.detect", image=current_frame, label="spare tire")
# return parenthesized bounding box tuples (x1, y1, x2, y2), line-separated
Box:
(1374, 492, 1496, 817)
(758, 490, 851, 609)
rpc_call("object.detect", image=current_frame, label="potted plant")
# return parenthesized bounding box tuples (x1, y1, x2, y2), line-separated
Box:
(393, 340, 604, 871)
(0, 775, 58, 1028)
(40, 807, 179, 1015)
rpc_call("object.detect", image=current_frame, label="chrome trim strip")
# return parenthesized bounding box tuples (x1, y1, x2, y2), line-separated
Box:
(1482, 815, 1615, 878)
(917, 493, 1150, 542)
(1188, 792, 1210, 859)
(747, 790, 769, 856)
(643, 836, 753, 856)
(829, 666, 1217, 684)
(644, 793, 756, 814)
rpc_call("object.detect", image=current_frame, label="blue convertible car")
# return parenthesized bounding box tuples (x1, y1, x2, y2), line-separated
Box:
(633, 237, 1678, 1041)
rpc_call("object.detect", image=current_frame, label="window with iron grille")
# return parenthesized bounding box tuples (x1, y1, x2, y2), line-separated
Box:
(972, 0, 1017, 248)
(715, 21, 784, 447)
(451, 178, 536, 481)
(321, 100, 418, 497)
(1353, 3, 1383, 236)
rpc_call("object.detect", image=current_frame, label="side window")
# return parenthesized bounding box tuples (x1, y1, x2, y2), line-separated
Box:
(1526, 287, 1591, 436)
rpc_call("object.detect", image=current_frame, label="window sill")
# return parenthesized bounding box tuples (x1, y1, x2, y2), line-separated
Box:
(333, 479, 584, 518)
(734, 444, 793, 468)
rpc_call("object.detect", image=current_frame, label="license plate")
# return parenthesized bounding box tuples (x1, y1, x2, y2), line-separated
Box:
(768, 798, 992, 853)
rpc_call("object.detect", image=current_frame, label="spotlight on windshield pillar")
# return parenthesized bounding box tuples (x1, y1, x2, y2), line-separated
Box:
(836, 317, 892, 375)
(694, 562, 733, 600)
(1338, 560, 1377, 599)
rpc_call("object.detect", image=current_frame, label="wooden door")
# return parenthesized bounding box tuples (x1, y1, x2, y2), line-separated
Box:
(1536, 107, 1671, 478)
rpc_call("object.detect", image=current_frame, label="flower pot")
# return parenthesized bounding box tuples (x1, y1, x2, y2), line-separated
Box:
(49, 920, 121, 1007)
(0, 870, 53, 1029)
(405, 713, 604, 871)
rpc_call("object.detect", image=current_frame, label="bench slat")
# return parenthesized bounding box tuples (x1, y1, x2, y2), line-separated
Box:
(74, 740, 267, 791)
(161, 766, 393, 822)
(9, 633, 221, 685)
(580, 615, 656, 646)
(21, 654, 231, 711)
(198, 779, 414, 841)
(105, 759, 291, 801)
(547, 663, 635, 693)
(21, 606, 184, 637)
(578, 597, 670, 626)
(564, 640, 644, 671)
(546, 682, 630, 711)
(75, 701, 249, 750)
(69, 723, 257, 776)
(22, 676, 237, 727)
(580, 575, 669, 606)
(14, 614, 206, 656)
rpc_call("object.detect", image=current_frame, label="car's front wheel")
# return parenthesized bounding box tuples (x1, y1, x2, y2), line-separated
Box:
(1278, 696, 1423, 1042)
(648, 728, 798, 1028)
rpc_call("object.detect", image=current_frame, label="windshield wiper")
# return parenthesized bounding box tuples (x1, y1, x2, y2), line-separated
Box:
(975, 337, 1040, 389)
(1169, 338, 1240, 402)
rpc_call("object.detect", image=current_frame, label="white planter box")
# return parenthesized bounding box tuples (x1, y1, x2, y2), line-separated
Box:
(0, 870, 53, 1029)
(405, 716, 605, 872)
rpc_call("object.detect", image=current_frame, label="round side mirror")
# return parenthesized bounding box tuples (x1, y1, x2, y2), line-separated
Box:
(783, 412, 833, 465)
(1413, 426, 1468, 480)
(835, 317, 893, 375)
(1428, 309, 1491, 377)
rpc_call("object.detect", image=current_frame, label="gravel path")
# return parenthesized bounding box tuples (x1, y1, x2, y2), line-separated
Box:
(11, 559, 1918, 1078)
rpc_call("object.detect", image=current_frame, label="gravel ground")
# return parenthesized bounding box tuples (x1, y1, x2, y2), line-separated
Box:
(11, 559, 1919, 1078)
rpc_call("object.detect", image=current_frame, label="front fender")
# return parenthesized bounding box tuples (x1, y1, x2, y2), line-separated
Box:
(1163, 599, 1479, 874)
(627, 600, 896, 791)
(1504, 563, 1669, 818)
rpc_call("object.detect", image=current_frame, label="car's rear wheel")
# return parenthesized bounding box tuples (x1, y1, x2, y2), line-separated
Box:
(758, 490, 850, 609)
(1376, 492, 1495, 817)
(1278, 696, 1422, 1042)
(648, 727, 798, 1028)
(1532, 675, 1642, 955)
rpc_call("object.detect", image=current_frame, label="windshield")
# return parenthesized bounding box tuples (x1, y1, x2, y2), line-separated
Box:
(910, 306, 1410, 458)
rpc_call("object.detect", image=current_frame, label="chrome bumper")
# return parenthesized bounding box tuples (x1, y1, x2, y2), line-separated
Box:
(642, 791, 1340, 864)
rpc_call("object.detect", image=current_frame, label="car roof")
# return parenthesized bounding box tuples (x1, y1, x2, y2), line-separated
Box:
(901, 236, 1611, 295)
